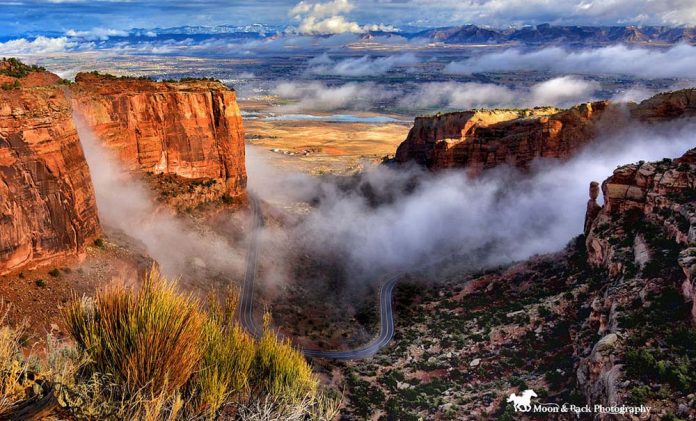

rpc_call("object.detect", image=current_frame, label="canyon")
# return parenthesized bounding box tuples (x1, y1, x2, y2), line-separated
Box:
(395, 89, 696, 173)
(340, 148, 696, 419)
(0, 64, 247, 275)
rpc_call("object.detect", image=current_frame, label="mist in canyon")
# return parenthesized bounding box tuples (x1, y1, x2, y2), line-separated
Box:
(73, 106, 694, 292)
(73, 114, 246, 285)
(248, 121, 696, 284)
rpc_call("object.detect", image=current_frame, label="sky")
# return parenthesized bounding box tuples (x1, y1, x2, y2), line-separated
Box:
(1, 0, 696, 37)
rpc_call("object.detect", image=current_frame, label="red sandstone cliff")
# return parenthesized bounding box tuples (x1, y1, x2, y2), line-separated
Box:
(1, 63, 249, 274)
(0, 81, 100, 275)
(71, 73, 247, 201)
(396, 89, 696, 172)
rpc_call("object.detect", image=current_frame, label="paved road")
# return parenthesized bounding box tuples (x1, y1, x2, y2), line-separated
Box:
(239, 195, 402, 360)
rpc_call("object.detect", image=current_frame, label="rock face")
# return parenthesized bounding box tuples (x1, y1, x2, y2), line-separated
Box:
(71, 73, 247, 202)
(0, 84, 100, 275)
(577, 149, 696, 408)
(586, 148, 696, 306)
(396, 89, 696, 172)
(584, 181, 602, 235)
(0, 64, 249, 274)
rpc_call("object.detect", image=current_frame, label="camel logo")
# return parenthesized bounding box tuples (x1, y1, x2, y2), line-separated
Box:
(507, 389, 538, 412)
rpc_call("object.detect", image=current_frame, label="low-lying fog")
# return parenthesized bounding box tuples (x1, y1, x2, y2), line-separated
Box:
(74, 115, 246, 283)
(248, 120, 695, 282)
(74, 99, 694, 292)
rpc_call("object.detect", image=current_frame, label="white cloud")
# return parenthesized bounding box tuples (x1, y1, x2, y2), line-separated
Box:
(410, 0, 696, 26)
(273, 80, 399, 112)
(65, 27, 129, 40)
(290, 0, 397, 35)
(529, 76, 600, 105)
(307, 53, 419, 76)
(444, 44, 696, 79)
(248, 121, 696, 280)
(0, 36, 76, 54)
(400, 77, 599, 110)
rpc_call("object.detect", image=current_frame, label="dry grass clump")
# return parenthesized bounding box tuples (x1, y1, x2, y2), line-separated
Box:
(0, 303, 33, 415)
(53, 267, 333, 420)
(64, 268, 204, 397)
(253, 314, 318, 402)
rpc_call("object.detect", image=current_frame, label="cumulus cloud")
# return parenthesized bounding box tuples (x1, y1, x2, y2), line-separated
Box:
(0, 36, 77, 54)
(248, 120, 696, 280)
(307, 53, 419, 76)
(290, 0, 397, 35)
(444, 44, 696, 79)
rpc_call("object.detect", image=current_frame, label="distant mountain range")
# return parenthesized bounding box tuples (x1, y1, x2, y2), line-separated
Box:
(146, 23, 279, 36)
(14, 23, 695, 47)
(132, 23, 696, 46)
(408, 24, 696, 45)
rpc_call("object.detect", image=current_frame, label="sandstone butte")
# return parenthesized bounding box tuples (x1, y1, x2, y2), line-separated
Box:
(395, 89, 696, 173)
(0, 66, 247, 275)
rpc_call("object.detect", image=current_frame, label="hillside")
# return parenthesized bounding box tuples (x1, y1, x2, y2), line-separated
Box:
(337, 149, 696, 419)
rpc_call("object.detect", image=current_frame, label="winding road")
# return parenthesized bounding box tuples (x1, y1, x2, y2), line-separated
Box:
(239, 195, 402, 360)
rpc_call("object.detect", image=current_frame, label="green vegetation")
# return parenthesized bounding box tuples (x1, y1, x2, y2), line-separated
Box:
(0, 80, 20, 90)
(35, 279, 46, 287)
(48, 268, 60, 278)
(0, 57, 45, 78)
(93, 238, 105, 248)
(1, 268, 337, 420)
(86, 70, 153, 81)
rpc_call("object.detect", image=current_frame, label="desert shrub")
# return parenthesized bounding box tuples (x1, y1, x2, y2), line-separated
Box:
(0, 305, 33, 414)
(0, 80, 20, 90)
(187, 293, 256, 417)
(63, 268, 205, 397)
(252, 314, 318, 402)
(59, 268, 326, 419)
(0, 58, 45, 78)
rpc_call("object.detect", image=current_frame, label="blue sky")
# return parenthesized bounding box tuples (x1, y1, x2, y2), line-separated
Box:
(1, 0, 696, 37)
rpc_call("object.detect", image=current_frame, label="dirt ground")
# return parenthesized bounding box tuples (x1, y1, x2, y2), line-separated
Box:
(0, 232, 153, 350)
(241, 100, 411, 175)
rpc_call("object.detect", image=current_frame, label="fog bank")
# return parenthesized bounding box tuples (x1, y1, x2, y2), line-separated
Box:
(445, 44, 696, 79)
(74, 115, 245, 283)
(248, 122, 695, 281)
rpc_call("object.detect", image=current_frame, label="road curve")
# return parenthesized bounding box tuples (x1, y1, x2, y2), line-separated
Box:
(238, 194, 401, 360)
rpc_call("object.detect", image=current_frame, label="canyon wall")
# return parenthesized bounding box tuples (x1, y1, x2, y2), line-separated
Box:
(0, 82, 100, 275)
(586, 148, 696, 317)
(71, 73, 247, 202)
(577, 149, 695, 406)
(1, 65, 249, 274)
(396, 89, 696, 172)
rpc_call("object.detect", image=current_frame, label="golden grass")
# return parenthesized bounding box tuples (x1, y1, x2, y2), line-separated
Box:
(253, 314, 318, 402)
(0, 303, 31, 415)
(55, 267, 330, 419)
(64, 268, 204, 397)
